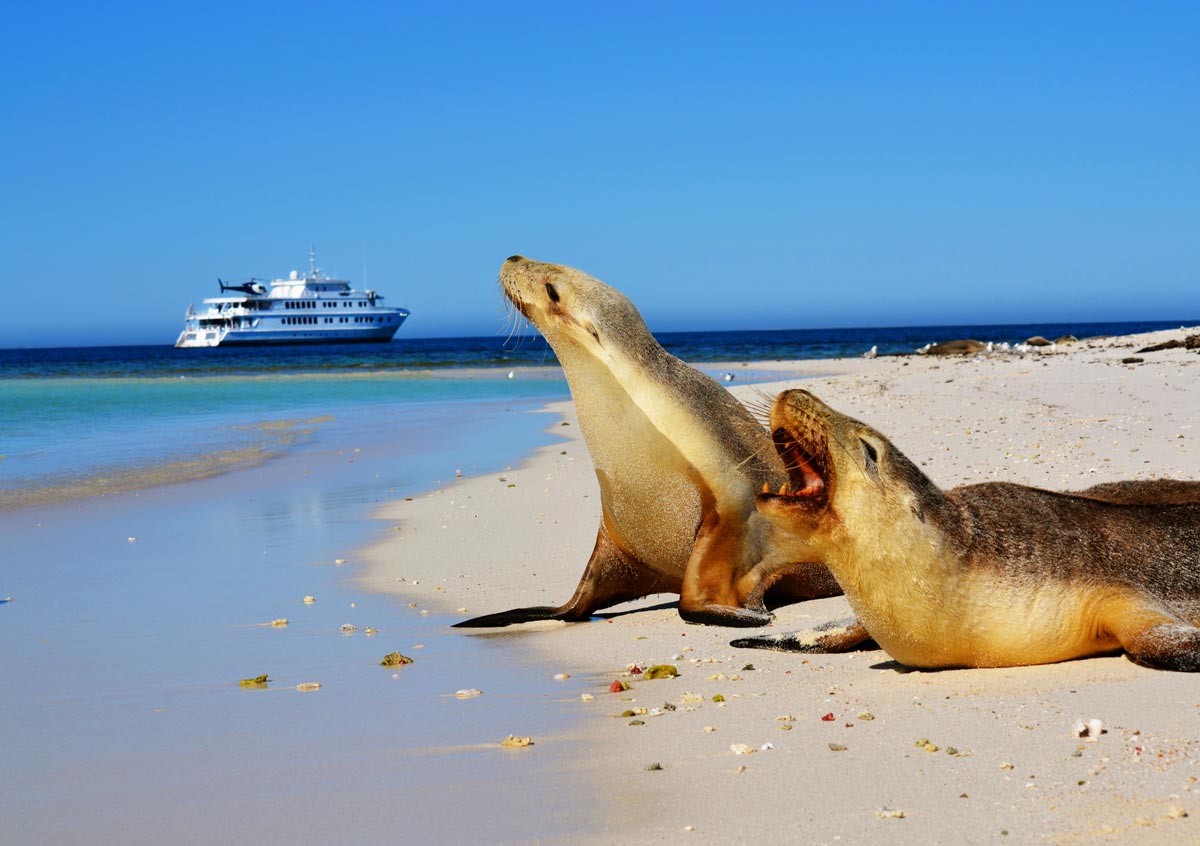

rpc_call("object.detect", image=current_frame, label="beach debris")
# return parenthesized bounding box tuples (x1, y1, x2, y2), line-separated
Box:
(455, 689, 482, 699)
(776, 715, 796, 722)
(127, 536, 137, 543)
(240, 674, 269, 687)
(271, 618, 288, 627)
(723, 373, 735, 382)
(296, 682, 321, 692)
(712, 694, 725, 703)
(303, 595, 315, 604)
(580, 693, 596, 701)
(457, 607, 468, 614)
(642, 664, 679, 680)
(703, 726, 716, 733)
(1137, 334, 1200, 353)
(730, 744, 757, 755)
(380, 652, 414, 667)
(645, 762, 663, 771)
(340, 623, 357, 633)
(553, 673, 571, 680)
(915, 738, 940, 753)
(364, 627, 377, 636)
(680, 692, 704, 704)
(857, 711, 876, 721)
(501, 735, 533, 748)
(820, 712, 836, 721)
(627, 664, 643, 675)
(1071, 718, 1104, 741)
(1122, 357, 1145, 364)
(741, 663, 755, 671)
(760, 742, 774, 751)
(610, 679, 630, 693)
(828, 743, 848, 752)
(874, 807, 907, 820)
(334, 558, 347, 565)
(1167, 806, 1189, 820)
(628, 719, 645, 726)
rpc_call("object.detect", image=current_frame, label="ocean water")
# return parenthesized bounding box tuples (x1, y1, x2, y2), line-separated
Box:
(1, 319, 1191, 507)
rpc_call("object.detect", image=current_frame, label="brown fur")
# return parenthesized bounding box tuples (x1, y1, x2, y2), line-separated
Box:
(732, 389, 1200, 671)
(455, 259, 839, 629)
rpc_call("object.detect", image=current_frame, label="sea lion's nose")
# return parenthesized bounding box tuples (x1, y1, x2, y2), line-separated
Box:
(506, 255, 524, 263)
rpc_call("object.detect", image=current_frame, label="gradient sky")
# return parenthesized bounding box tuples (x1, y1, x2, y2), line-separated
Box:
(2, 2, 1197, 347)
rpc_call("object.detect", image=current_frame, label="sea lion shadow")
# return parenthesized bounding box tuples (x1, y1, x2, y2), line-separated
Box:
(593, 600, 678, 620)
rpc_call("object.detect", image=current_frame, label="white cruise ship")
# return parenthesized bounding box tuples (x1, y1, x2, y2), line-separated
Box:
(175, 249, 410, 348)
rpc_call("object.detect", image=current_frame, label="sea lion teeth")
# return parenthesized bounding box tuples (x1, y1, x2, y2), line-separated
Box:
(739, 388, 1200, 672)
(778, 483, 789, 495)
(454, 258, 841, 630)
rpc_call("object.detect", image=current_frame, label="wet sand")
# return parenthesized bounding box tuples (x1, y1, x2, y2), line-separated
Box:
(361, 327, 1200, 845)
(0, 396, 595, 845)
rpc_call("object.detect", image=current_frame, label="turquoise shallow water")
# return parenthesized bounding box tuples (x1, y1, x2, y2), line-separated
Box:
(0, 370, 570, 507)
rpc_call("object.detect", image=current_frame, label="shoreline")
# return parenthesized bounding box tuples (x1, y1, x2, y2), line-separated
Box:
(358, 324, 1200, 844)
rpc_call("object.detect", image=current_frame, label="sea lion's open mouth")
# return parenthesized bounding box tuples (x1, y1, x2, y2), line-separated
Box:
(759, 427, 827, 503)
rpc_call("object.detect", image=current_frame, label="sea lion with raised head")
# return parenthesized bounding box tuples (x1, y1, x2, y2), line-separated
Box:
(732, 389, 1200, 671)
(455, 258, 840, 628)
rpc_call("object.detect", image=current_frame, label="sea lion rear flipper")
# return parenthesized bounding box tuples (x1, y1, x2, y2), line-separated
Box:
(1107, 606, 1200, 672)
(454, 522, 677, 628)
(729, 617, 873, 653)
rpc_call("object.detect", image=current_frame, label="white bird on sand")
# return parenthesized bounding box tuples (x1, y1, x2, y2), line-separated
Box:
(863, 345, 877, 359)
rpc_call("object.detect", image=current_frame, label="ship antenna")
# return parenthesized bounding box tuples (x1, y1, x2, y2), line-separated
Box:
(309, 245, 317, 278)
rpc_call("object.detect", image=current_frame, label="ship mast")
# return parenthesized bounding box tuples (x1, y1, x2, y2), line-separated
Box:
(308, 245, 317, 279)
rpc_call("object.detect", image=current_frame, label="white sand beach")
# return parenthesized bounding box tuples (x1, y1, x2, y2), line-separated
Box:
(361, 327, 1200, 845)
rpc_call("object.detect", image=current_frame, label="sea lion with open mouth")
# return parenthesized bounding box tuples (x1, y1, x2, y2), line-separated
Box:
(732, 389, 1200, 671)
(454, 258, 840, 628)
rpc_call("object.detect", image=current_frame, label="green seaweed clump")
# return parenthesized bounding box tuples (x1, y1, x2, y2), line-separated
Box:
(240, 674, 269, 687)
(642, 664, 679, 680)
(381, 652, 414, 667)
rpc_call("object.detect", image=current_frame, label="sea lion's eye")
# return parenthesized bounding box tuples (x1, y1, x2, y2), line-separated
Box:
(545, 283, 560, 303)
(861, 439, 879, 476)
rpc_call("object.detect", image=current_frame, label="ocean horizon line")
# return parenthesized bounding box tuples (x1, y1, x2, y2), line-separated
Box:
(3, 316, 1198, 354)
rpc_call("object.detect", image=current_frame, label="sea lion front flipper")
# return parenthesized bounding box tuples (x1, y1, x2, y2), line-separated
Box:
(677, 507, 773, 627)
(453, 522, 676, 628)
(729, 617, 873, 653)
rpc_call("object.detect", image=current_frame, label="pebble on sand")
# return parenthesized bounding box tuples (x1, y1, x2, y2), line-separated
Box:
(380, 652, 414, 667)
(303, 595, 315, 604)
(271, 618, 288, 627)
(501, 735, 533, 748)
(455, 688, 483, 699)
(1071, 718, 1104, 741)
(296, 682, 321, 692)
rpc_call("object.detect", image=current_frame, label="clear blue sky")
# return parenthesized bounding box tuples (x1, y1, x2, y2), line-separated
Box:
(2, 2, 1197, 347)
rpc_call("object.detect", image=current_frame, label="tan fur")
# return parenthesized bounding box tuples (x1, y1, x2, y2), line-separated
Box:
(456, 259, 840, 629)
(742, 389, 1200, 671)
